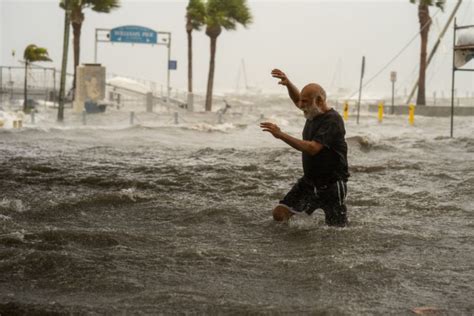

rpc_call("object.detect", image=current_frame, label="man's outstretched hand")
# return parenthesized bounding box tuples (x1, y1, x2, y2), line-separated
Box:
(260, 122, 283, 139)
(271, 69, 290, 86)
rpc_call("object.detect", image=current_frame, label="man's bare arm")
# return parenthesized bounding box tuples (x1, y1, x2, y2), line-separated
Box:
(260, 122, 323, 156)
(271, 69, 300, 108)
(286, 81, 300, 107)
(279, 132, 323, 156)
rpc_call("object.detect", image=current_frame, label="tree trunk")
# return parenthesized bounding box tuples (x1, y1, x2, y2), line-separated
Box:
(416, 4, 430, 106)
(187, 29, 193, 93)
(58, 7, 71, 122)
(23, 61, 28, 112)
(71, 21, 82, 100)
(205, 35, 218, 111)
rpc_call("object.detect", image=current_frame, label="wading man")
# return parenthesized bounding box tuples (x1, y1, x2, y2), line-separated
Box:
(260, 69, 349, 227)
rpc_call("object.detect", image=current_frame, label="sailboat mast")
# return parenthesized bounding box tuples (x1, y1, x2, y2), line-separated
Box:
(242, 59, 249, 90)
(235, 64, 241, 93)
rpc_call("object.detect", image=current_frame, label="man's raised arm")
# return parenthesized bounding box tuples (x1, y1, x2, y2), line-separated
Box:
(271, 69, 300, 108)
(260, 122, 324, 156)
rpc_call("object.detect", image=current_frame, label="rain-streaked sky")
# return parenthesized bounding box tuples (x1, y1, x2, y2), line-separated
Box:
(1, 0, 473, 98)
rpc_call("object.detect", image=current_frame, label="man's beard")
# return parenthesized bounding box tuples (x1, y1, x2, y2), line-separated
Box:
(303, 105, 322, 120)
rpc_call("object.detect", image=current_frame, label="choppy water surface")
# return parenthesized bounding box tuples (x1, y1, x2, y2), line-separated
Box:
(1, 98, 473, 314)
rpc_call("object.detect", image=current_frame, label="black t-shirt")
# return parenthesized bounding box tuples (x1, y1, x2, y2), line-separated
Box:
(302, 108, 349, 186)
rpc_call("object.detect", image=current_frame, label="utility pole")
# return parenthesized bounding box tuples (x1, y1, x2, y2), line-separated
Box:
(58, 0, 71, 122)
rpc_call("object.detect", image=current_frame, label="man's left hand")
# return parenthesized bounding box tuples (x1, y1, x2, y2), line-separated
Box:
(260, 122, 283, 139)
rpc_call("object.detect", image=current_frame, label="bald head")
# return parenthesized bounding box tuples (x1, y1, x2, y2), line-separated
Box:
(298, 83, 329, 119)
(301, 83, 326, 104)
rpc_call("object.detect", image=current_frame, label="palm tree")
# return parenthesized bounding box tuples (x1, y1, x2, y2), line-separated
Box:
(410, 0, 445, 106)
(60, 0, 120, 99)
(204, 0, 252, 111)
(186, 0, 206, 94)
(23, 44, 52, 112)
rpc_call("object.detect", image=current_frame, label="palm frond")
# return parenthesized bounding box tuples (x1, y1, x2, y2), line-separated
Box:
(59, 0, 78, 10)
(206, 0, 252, 31)
(88, 0, 120, 13)
(187, 0, 206, 30)
(409, 0, 445, 10)
(435, 0, 446, 11)
(23, 44, 37, 61)
(23, 44, 52, 63)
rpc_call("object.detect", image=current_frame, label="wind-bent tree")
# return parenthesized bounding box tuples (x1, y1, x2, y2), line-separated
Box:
(186, 0, 206, 94)
(60, 0, 120, 99)
(23, 44, 52, 112)
(410, 0, 445, 106)
(204, 0, 252, 111)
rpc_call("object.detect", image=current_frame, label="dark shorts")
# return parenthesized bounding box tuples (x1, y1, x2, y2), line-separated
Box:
(279, 177, 348, 227)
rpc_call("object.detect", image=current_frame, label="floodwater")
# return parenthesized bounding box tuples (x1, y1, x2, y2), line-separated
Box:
(1, 96, 473, 314)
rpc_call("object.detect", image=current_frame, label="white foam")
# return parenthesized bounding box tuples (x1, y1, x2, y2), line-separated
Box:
(1, 94, 472, 143)
(107, 77, 151, 94)
(0, 214, 12, 221)
(263, 115, 290, 127)
(0, 110, 25, 129)
(186, 122, 236, 132)
(0, 198, 28, 213)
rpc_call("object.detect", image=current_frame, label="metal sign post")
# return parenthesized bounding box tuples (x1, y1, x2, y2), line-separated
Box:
(166, 35, 172, 102)
(390, 71, 397, 114)
(94, 25, 173, 102)
(356, 56, 365, 125)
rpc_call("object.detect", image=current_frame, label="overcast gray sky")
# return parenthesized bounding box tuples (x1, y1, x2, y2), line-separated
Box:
(1, 0, 473, 98)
